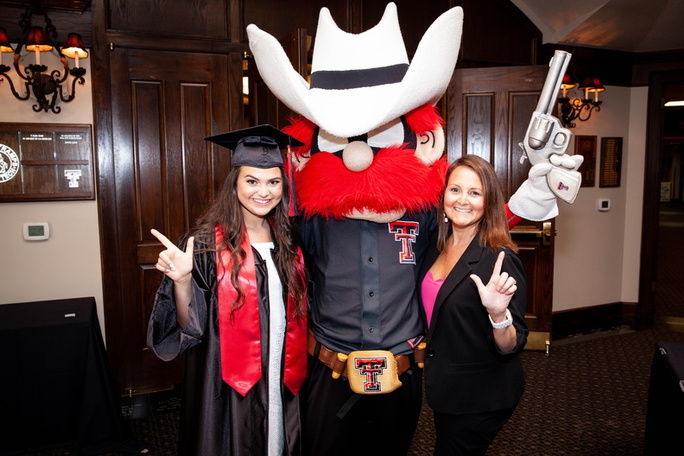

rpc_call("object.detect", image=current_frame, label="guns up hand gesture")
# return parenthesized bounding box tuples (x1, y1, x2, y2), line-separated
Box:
(151, 229, 194, 284)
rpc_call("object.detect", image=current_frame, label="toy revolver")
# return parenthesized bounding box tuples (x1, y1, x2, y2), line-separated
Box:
(520, 50, 581, 204)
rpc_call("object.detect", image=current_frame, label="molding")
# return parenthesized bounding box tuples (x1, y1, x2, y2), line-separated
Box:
(552, 302, 638, 340)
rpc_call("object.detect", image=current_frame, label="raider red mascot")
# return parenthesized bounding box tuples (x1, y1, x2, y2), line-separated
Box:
(247, 3, 581, 455)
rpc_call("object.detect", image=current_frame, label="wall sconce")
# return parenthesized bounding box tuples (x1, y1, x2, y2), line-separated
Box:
(557, 74, 605, 128)
(0, 6, 88, 114)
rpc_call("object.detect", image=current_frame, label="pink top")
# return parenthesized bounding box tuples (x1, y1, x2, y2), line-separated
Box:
(421, 271, 444, 328)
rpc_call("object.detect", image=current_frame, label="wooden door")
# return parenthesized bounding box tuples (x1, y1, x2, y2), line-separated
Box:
(446, 65, 555, 351)
(99, 47, 240, 393)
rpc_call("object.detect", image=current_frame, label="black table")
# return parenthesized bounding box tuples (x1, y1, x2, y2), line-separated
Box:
(644, 341, 684, 456)
(0, 297, 136, 455)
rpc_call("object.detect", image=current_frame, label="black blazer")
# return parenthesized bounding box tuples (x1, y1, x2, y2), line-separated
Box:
(418, 233, 529, 415)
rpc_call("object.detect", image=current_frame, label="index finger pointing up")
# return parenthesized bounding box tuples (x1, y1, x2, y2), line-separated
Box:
(151, 228, 175, 249)
(492, 251, 505, 278)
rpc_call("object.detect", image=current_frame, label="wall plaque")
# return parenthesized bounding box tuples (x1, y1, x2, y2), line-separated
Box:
(574, 135, 596, 187)
(599, 137, 623, 188)
(0, 123, 94, 202)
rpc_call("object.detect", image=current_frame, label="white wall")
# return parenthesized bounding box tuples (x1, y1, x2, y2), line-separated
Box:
(0, 49, 106, 335)
(552, 86, 648, 311)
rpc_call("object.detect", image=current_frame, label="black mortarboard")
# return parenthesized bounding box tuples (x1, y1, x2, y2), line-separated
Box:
(205, 124, 304, 169)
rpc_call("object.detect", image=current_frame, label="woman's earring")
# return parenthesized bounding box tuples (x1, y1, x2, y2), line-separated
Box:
(443, 212, 448, 223)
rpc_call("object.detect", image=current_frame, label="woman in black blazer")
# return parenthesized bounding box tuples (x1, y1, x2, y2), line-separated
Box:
(419, 155, 528, 455)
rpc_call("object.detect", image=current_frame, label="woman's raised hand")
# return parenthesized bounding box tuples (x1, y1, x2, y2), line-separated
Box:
(470, 251, 517, 318)
(151, 229, 194, 283)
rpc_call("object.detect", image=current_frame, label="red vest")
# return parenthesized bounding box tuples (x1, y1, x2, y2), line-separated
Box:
(216, 228, 308, 396)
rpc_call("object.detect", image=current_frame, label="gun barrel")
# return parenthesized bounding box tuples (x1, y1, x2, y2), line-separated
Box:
(535, 50, 572, 115)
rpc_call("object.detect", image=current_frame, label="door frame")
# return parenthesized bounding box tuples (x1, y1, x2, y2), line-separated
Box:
(639, 69, 684, 328)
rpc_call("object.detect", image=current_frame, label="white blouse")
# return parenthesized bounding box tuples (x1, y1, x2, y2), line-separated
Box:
(252, 242, 286, 456)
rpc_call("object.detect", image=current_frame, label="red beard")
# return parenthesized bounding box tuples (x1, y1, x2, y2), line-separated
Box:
(294, 146, 448, 219)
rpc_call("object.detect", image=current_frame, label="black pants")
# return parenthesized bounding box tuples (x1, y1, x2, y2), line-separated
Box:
(301, 354, 423, 456)
(433, 407, 515, 456)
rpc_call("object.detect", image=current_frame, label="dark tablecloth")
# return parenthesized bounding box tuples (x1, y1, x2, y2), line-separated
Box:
(644, 341, 684, 456)
(0, 297, 135, 455)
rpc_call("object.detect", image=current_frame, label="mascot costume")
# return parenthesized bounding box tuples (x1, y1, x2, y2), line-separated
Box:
(247, 3, 582, 454)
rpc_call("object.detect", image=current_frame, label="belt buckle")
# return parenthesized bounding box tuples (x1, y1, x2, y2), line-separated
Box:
(345, 350, 403, 394)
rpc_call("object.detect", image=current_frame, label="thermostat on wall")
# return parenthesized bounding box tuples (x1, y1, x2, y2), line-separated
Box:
(597, 199, 611, 212)
(23, 222, 50, 241)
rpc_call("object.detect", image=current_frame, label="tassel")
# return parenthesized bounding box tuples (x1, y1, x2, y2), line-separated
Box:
(286, 146, 298, 217)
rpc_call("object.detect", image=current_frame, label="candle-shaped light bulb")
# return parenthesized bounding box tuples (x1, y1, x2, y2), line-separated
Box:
(591, 78, 604, 103)
(0, 27, 12, 66)
(25, 26, 52, 66)
(61, 34, 88, 68)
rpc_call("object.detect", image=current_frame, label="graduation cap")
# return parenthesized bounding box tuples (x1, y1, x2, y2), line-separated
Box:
(205, 124, 304, 169)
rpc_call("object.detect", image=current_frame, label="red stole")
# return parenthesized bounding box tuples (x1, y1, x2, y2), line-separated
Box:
(215, 228, 308, 396)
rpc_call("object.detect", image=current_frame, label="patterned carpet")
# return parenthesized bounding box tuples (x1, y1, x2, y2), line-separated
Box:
(409, 329, 684, 456)
(16, 329, 684, 456)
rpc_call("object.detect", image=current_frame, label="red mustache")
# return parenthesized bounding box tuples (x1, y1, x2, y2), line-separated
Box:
(295, 146, 448, 219)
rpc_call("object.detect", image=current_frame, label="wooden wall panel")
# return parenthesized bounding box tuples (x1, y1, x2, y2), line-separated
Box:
(180, 82, 218, 229)
(463, 93, 494, 162)
(456, 0, 541, 66)
(131, 81, 164, 239)
(0, 5, 93, 45)
(244, 0, 344, 42)
(107, 0, 228, 37)
(508, 92, 537, 195)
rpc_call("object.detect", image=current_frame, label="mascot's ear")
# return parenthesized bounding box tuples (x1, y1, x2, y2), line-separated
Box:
(291, 150, 311, 172)
(414, 126, 445, 165)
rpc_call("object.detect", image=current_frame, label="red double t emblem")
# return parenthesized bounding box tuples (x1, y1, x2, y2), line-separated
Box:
(353, 356, 388, 393)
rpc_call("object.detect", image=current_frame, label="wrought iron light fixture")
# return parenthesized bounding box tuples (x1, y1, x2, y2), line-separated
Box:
(0, 6, 88, 114)
(557, 74, 605, 128)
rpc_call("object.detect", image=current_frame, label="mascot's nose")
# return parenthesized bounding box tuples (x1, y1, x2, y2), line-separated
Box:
(343, 140, 374, 172)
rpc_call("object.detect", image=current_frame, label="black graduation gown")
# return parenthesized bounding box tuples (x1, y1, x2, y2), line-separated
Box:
(147, 244, 301, 456)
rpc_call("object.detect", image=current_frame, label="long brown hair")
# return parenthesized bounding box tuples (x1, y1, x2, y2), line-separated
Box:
(436, 155, 518, 253)
(190, 165, 306, 318)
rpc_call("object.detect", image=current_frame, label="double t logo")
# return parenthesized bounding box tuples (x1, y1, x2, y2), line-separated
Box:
(388, 221, 419, 264)
(353, 356, 388, 392)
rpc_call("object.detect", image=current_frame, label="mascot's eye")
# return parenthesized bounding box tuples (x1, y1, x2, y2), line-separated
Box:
(367, 118, 405, 149)
(313, 117, 414, 155)
(316, 129, 347, 154)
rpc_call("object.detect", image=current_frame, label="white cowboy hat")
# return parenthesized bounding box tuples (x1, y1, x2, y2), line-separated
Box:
(247, 3, 463, 139)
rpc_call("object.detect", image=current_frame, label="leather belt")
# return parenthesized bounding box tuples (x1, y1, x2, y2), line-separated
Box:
(308, 332, 413, 377)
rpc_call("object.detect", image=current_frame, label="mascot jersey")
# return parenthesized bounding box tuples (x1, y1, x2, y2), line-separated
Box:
(288, 111, 449, 355)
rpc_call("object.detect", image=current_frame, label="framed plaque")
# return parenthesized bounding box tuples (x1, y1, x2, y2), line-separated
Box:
(0, 123, 94, 202)
(599, 137, 623, 188)
(574, 135, 596, 187)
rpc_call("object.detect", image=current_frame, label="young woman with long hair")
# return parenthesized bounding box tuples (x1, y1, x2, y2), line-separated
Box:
(147, 126, 308, 456)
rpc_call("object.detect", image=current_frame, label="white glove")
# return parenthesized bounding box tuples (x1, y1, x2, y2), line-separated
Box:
(509, 163, 559, 221)
(509, 154, 583, 221)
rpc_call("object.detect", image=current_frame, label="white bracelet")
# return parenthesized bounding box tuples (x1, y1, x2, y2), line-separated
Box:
(488, 308, 513, 329)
